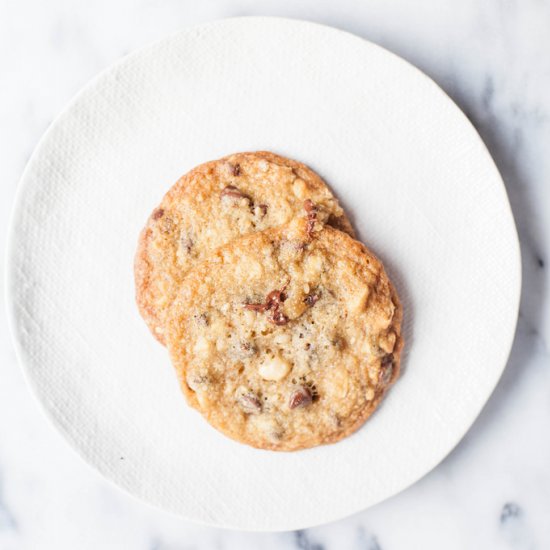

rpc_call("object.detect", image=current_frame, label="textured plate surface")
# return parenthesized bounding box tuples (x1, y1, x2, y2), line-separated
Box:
(6, 17, 520, 530)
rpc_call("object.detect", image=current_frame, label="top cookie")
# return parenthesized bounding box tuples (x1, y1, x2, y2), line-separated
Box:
(165, 218, 402, 451)
(134, 152, 353, 344)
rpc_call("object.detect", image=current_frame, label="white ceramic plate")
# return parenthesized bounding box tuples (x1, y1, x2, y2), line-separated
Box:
(6, 17, 520, 531)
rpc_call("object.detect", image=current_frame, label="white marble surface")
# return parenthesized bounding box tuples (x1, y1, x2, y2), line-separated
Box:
(0, 0, 548, 548)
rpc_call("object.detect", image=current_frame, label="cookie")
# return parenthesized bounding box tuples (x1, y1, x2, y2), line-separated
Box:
(165, 217, 402, 451)
(134, 152, 353, 344)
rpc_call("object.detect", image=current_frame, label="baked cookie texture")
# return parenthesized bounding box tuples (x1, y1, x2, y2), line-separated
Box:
(165, 218, 402, 451)
(135, 152, 353, 344)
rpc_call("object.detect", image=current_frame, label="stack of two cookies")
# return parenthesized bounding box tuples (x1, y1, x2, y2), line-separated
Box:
(135, 152, 402, 451)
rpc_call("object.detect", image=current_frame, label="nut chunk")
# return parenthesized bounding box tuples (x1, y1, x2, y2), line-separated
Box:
(259, 355, 291, 382)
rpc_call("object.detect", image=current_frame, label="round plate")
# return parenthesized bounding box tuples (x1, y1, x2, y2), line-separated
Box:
(6, 17, 520, 531)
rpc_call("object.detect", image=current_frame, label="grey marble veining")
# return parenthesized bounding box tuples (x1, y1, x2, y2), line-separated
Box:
(0, 471, 17, 533)
(0, 0, 549, 549)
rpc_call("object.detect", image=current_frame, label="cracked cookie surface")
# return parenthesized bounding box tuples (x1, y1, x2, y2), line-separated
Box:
(165, 218, 402, 451)
(135, 152, 353, 344)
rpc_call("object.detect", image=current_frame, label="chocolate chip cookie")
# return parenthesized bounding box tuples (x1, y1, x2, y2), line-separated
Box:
(165, 217, 402, 451)
(134, 152, 353, 344)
